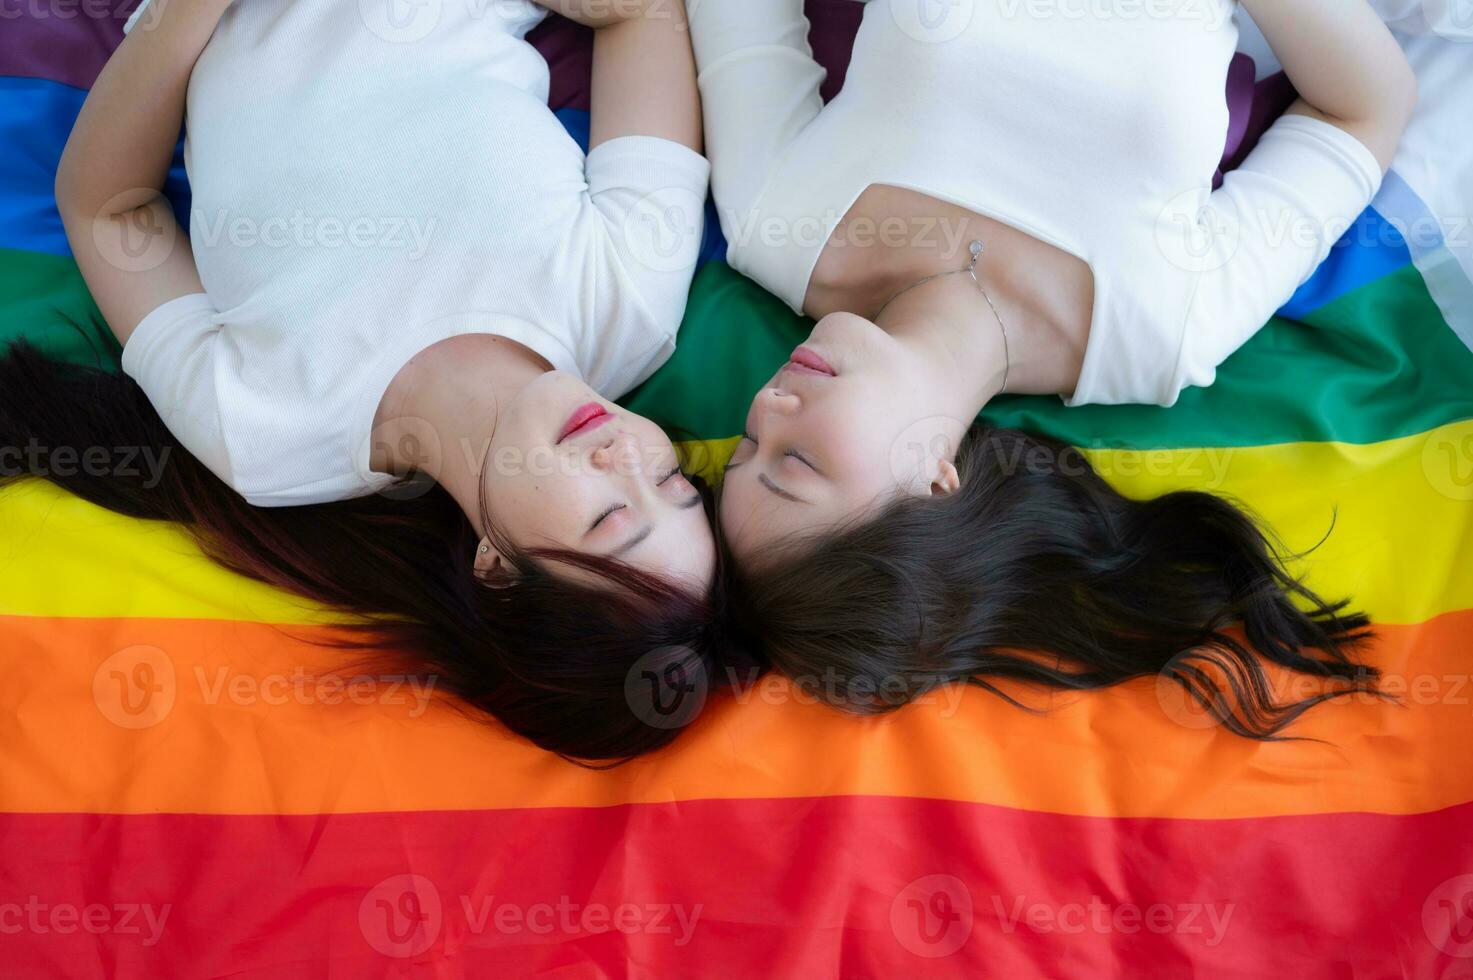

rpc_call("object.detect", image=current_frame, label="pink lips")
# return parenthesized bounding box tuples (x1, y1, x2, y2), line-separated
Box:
(557, 403, 612, 443)
(785, 346, 837, 377)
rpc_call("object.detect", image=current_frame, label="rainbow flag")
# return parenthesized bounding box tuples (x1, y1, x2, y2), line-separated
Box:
(3, 2, 1471, 976)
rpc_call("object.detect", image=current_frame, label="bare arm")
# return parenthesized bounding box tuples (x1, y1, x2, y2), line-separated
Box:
(586, 0, 702, 152)
(1239, 0, 1416, 171)
(55, 0, 233, 345)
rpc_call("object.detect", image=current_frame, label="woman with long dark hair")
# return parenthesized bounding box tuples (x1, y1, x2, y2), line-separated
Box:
(691, 0, 1418, 733)
(4, 0, 730, 760)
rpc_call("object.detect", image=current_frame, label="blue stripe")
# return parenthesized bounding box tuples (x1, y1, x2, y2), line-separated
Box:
(3, 92, 722, 266)
(0, 76, 188, 256)
(1278, 205, 1414, 320)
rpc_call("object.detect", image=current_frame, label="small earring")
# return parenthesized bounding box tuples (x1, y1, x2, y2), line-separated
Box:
(478, 544, 489, 554)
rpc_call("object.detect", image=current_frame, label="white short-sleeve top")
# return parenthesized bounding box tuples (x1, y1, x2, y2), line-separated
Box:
(690, 0, 1382, 407)
(120, 0, 710, 505)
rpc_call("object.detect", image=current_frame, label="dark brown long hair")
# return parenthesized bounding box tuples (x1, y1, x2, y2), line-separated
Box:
(0, 339, 744, 762)
(723, 424, 1380, 738)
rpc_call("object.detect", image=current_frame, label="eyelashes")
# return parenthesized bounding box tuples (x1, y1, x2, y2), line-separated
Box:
(785, 448, 816, 472)
(733, 433, 814, 471)
(590, 466, 684, 533)
(588, 503, 625, 532)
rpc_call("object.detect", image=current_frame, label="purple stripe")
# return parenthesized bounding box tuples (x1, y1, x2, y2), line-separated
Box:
(0, 0, 138, 91)
(0, 0, 1280, 188)
(527, 0, 869, 114)
(527, 14, 593, 114)
(1212, 53, 1258, 188)
(808, 0, 865, 103)
(0, 1, 595, 114)
(1219, 69, 1299, 178)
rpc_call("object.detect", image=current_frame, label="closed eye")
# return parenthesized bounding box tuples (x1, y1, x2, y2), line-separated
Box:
(727, 433, 819, 476)
(658, 465, 683, 486)
(784, 448, 819, 474)
(723, 432, 758, 471)
(588, 503, 625, 533)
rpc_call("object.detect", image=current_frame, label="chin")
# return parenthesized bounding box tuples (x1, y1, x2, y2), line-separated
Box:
(811, 311, 893, 361)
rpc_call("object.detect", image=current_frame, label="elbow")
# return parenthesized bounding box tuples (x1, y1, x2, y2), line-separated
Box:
(53, 148, 84, 223)
(52, 138, 110, 227)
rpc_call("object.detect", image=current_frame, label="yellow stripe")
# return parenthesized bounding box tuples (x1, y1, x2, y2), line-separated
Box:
(1076, 421, 1473, 626)
(2, 422, 1469, 624)
(680, 435, 741, 485)
(0, 479, 341, 624)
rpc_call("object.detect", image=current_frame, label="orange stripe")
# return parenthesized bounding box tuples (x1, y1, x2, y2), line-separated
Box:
(3, 611, 1470, 818)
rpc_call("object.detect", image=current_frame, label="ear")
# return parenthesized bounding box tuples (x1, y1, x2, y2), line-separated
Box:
(473, 537, 518, 587)
(929, 458, 961, 497)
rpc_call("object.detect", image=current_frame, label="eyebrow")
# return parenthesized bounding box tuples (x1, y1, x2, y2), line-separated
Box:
(759, 473, 807, 504)
(611, 525, 654, 558)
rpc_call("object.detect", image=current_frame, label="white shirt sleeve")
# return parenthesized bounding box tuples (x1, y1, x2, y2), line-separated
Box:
(585, 135, 711, 334)
(1177, 113, 1383, 393)
(687, 0, 827, 250)
(118, 293, 240, 491)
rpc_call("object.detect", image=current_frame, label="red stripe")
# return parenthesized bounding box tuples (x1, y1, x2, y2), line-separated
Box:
(3, 798, 1470, 978)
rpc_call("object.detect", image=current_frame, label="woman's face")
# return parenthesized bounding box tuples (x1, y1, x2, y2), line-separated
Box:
(719, 313, 964, 564)
(476, 371, 716, 591)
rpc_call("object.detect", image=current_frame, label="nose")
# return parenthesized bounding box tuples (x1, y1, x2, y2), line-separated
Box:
(590, 429, 640, 473)
(756, 386, 801, 417)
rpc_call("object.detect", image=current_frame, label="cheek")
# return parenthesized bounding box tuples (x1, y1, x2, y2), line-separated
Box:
(482, 465, 591, 544)
(719, 471, 770, 534)
(718, 478, 774, 562)
(718, 474, 752, 530)
(808, 398, 897, 478)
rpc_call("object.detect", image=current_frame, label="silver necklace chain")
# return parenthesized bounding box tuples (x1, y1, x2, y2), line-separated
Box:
(874, 239, 1011, 395)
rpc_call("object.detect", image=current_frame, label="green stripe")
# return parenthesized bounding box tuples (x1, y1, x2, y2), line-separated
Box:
(621, 262, 807, 438)
(624, 261, 1473, 448)
(0, 249, 118, 367)
(7, 248, 1467, 450)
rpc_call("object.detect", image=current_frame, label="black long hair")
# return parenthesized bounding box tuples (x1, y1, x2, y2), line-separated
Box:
(0, 338, 741, 762)
(723, 424, 1379, 738)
